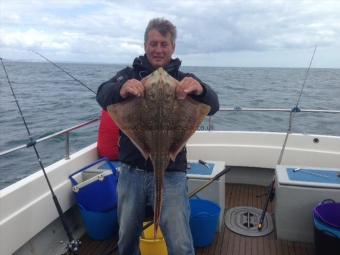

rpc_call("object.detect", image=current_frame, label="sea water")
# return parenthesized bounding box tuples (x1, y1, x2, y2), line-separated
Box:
(0, 61, 339, 189)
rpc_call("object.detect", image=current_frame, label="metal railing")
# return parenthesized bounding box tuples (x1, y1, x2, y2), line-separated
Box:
(219, 107, 340, 114)
(0, 117, 99, 159)
(1, 107, 339, 159)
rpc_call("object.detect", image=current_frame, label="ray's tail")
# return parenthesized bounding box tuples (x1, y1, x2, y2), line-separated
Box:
(153, 171, 163, 239)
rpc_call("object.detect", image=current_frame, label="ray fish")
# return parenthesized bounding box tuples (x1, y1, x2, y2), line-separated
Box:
(107, 67, 210, 238)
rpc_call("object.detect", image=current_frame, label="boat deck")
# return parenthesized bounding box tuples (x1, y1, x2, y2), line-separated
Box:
(77, 183, 316, 255)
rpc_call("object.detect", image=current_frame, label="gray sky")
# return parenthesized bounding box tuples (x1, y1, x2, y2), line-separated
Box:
(1, 0, 340, 67)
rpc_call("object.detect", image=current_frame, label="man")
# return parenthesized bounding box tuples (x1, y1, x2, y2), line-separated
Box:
(97, 18, 219, 255)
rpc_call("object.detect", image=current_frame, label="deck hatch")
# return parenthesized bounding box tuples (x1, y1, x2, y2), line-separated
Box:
(225, 206, 273, 236)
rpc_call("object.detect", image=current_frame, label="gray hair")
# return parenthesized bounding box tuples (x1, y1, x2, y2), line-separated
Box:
(144, 18, 177, 45)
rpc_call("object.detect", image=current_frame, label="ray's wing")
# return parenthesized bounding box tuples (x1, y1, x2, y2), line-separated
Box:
(168, 98, 210, 160)
(153, 70, 211, 161)
(107, 98, 152, 159)
(106, 72, 163, 160)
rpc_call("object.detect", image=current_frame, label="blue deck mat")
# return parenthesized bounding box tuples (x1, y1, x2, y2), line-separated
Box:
(187, 163, 214, 175)
(287, 168, 340, 184)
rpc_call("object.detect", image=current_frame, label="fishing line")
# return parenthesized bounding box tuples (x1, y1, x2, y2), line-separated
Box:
(0, 58, 81, 254)
(31, 50, 96, 94)
(257, 45, 317, 230)
(277, 45, 317, 165)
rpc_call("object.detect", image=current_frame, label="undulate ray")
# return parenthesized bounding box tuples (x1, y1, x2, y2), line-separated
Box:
(107, 68, 210, 238)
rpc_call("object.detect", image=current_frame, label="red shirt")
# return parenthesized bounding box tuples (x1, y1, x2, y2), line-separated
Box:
(97, 110, 119, 160)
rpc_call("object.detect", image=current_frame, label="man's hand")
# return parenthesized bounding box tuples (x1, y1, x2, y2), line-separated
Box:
(120, 79, 145, 98)
(176, 77, 203, 100)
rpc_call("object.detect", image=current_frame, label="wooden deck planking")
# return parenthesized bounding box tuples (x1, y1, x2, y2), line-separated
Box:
(78, 183, 316, 255)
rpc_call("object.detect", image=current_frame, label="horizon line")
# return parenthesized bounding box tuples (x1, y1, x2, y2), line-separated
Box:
(1, 57, 339, 70)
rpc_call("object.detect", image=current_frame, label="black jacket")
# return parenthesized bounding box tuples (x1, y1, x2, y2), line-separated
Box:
(96, 55, 219, 172)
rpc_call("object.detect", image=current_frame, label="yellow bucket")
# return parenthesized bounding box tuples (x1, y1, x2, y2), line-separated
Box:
(140, 222, 168, 255)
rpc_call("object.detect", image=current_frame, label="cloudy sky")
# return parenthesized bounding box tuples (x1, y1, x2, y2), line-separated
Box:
(1, 0, 340, 68)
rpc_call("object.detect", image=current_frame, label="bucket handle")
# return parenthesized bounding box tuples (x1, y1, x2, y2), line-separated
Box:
(320, 229, 338, 238)
(314, 199, 336, 220)
(191, 195, 202, 200)
(69, 157, 117, 185)
(191, 212, 213, 218)
(71, 170, 113, 192)
(77, 203, 85, 210)
(320, 199, 336, 205)
(314, 199, 338, 228)
(190, 196, 210, 218)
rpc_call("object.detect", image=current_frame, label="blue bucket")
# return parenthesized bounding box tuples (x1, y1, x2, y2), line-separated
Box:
(313, 199, 340, 255)
(314, 216, 340, 238)
(79, 204, 118, 240)
(189, 198, 220, 247)
(69, 158, 118, 212)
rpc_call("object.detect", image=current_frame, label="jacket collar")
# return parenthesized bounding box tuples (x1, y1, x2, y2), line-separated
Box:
(132, 55, 181, 78)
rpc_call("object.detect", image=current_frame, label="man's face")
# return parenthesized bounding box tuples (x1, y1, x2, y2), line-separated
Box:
(145, 29, 175, 68)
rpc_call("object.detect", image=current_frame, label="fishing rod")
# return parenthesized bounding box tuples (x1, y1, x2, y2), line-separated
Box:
(257, 46, 318, 230)
(0, 58, 81, 254)
(103, 165, 232, 255)
(31, 50, 96, 94)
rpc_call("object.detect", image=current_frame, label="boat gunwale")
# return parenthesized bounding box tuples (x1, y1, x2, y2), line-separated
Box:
(1, 107, 340, 157)
(1, 131, 340, 255)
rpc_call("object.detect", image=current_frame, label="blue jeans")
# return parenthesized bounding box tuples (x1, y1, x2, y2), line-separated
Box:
(117, 163, 195, 255)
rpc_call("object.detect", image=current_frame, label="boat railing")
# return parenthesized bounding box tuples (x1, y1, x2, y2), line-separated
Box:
(0, 118, 99, 159)
(1, 107, 339, 159)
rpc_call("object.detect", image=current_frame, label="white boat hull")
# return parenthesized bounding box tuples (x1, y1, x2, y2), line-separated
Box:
(1, 131, 340, 255)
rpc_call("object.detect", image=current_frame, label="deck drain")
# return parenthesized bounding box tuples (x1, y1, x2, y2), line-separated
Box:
(225, 206, 273, 237)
